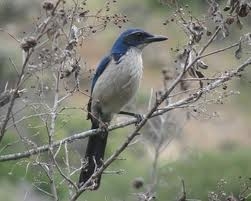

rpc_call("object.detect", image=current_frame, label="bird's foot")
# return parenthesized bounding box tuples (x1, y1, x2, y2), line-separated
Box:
(119, 111, 143, 126)
(134, 113, 144, 126)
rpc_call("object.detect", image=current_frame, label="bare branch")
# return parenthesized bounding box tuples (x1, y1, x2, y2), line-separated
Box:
(1, 56, 250, 163)
(0, 51, 33, 142)
(0, 89, 26, 108)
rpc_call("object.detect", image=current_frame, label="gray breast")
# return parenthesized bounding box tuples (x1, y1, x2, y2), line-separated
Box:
(91, 47, 143, 119)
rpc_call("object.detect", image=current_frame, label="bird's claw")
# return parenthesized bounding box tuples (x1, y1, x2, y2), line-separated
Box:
(134, 114, 143, 126)
(118, 111, 143, 126)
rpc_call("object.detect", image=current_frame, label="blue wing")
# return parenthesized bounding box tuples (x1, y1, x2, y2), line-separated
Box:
(91, 55, 112, 93)
(88, 55, 111, 119)
(112, 53, 124, 64)
(91, 52, 125, 92)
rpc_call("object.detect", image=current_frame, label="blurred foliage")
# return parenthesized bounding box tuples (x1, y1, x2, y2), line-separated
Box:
(0, 0, 38, 24)
(1, 145, 251, 201)
(159, 149, 251, 201)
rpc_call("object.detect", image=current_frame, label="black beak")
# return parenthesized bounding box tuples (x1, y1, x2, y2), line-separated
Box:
(144, 35, 168, 43)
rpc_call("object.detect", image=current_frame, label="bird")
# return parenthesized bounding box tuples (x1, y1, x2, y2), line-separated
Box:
(78, 28, 167, 189)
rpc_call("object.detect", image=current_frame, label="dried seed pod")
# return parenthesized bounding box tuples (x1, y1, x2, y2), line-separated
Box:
(195, 70, 204, 78)
(238, 4, 249, 17)
(226, 16, 235, 25)
(132, 177, 144, 189)
(206, 30, 212, 36)
(222, 85, 227, 90)
(21, 36, 37, 51)
(42, 1, 54, 11)
(223, 0, 232, 11)
(197, 60, 208, 69)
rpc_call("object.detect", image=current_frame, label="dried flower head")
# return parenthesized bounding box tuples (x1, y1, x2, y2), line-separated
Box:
(42, 1, 54, 11)
(21, 36, 37, 51)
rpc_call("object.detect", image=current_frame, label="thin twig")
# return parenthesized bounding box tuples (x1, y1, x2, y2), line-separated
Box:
(199, 42, 239, 59)
(0, 50, 33, 142)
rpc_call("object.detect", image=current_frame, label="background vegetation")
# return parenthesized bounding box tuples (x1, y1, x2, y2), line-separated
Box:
(0, 0, 251, 200)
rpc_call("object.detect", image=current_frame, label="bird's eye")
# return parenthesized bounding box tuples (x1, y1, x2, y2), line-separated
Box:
(136, 33, 142, 37)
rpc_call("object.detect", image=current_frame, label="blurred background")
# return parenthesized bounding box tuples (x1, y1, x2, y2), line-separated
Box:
(0, 0, 251, 201)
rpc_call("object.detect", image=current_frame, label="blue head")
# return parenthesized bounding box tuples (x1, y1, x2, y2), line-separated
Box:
(111, 28, 168, 54)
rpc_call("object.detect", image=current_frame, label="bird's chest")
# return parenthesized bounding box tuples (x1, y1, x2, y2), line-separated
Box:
(115, 50, 143, 93)
(92, 49, 143, 114)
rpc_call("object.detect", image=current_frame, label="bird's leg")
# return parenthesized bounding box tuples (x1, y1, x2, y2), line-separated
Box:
(119, 111, 143, 125)
(98, 121, 109, 138)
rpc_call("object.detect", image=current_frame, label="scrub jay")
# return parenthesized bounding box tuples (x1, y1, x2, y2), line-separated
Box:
(79, 28, 167, 189)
